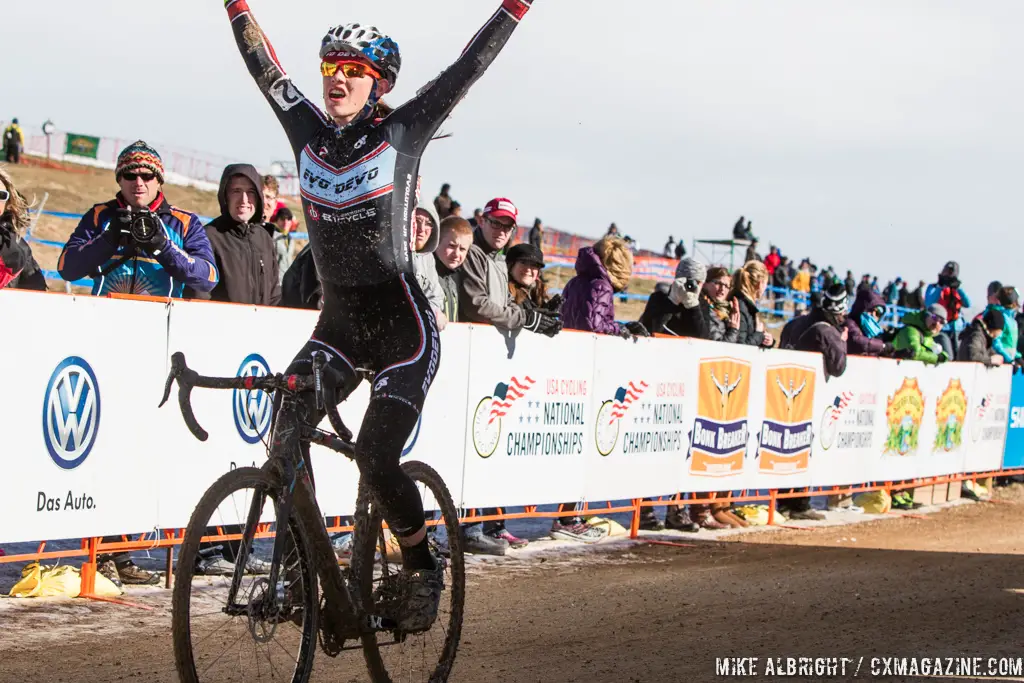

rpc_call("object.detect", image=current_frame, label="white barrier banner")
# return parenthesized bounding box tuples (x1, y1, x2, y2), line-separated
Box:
(811, 356, 884, 487)
(917, 362, 975, 479)
(0, 293, 165, 543)
(585, 336, 697, 501)
(462, 327, 595, 508)
(963, 364, 1012, 474)
(876, 360, 931, 482)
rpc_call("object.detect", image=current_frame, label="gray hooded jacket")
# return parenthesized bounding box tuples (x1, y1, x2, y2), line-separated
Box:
(412, 203, 444, 313)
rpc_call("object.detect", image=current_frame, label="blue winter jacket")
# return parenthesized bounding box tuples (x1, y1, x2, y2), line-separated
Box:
(58, 194, 218, 297)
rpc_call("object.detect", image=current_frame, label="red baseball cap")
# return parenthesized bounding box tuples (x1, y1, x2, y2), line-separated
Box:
(483, 197, 518, 223)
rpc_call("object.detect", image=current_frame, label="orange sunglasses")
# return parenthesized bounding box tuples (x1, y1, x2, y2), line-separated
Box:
(320, 60, 381, 80)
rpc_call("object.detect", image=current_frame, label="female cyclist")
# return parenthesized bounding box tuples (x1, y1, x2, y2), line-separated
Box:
(223, 0, 536, 632)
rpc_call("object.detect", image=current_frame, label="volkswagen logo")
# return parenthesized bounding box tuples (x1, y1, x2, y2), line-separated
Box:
(234, 354, 274, 444)
(42, 356, 101, 470)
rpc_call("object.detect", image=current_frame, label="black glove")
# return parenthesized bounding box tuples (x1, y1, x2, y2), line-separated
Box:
(103, 209, 132, 247)
(880, 342, 895, 357)
(935, 351, 949, 364)
(524, 309, 562, 337)
(544, 294, 563, 313)
(625, 321, 650, 338)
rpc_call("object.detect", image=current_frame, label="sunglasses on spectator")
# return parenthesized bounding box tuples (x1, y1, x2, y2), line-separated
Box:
(320, 60, 381, 80)
(122, 171, 157, 182)
(0, 189, 9, 202)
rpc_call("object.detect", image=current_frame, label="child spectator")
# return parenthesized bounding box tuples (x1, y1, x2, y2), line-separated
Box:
(730, 260, 773, 347)
(562, 236, 648, 338)
(434, 216, 473, 323)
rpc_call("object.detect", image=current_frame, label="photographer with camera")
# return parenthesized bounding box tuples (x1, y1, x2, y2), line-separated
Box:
(925, 261, 971, 359)
(639, 257, 709, 338)
(58, 141, 218, 297)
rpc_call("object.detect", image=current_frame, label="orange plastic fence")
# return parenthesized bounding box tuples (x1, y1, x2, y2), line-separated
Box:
(3, 467, 1020, 602)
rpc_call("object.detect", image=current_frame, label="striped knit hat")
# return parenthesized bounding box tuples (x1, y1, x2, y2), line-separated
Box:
(115, 140, 165, 183)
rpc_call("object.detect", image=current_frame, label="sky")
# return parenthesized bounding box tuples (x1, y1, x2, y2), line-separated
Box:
(4, 0, 1023, 302)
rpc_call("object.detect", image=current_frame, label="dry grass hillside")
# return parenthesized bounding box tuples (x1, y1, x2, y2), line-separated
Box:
(7, 162, 660, 318)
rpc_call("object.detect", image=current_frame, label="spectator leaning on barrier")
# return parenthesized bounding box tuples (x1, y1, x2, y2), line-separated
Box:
(58, 140, 217, 298)
(700, 266, 740, 343)
(434, 216, 472, 323)
(281, 244, 320, 310)
(460, 197, 561, 336)
(3, 118, 24, 164)
(198, 164, 281, 306)
(411, 202, 446, 329)
(563, 235, 648, 340)
(957, 309, 1006, 367)
(780, 283, 849, 379)
(925, 261, 970, 358)
(983, 287, 1022, 365)
(269, 206, 294, 283)
(892, 304, 949, 365)
(730, 260, 773, 347)
(0, 166, 45, 290)
(843, 287, 892, 357)
(639, 257, 709, 338)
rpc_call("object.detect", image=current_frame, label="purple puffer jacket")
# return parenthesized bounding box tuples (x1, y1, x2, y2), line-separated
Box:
(561, 247, 621, 335)
(843, 287, 887, 356)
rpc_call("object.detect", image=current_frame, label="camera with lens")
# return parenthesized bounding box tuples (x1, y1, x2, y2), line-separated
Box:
(128, 208, 161, 243)
(683, 278, 700, 293)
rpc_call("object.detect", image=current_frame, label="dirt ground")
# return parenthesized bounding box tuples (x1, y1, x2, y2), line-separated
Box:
(2, 487, 1022, 683)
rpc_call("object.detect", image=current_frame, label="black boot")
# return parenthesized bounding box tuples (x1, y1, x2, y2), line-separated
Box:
(639, 509, 665, 531)
(664, 505, 699, 532)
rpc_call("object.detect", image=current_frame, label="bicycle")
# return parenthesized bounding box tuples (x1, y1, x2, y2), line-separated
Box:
(160, 351, 465, 683)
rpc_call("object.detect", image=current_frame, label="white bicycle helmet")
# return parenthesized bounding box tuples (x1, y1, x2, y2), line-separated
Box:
(320, 23, 401, 90)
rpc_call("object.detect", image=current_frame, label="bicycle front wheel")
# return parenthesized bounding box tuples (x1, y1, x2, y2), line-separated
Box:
(352, 460, 466, 683)
(172, 467, 319, 683)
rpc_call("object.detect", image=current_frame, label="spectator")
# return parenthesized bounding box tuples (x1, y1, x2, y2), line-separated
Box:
(562, 236, 647, 339)
(663, 235, 677, 258)
(730, 260, 773, 347)
(744, 238, 760, 264)
(434, 183, 453, 220)
(882, 277, 902, 306)
(199, 164, 281, 305)
(605, 223, 620, 237)
(985, 280, 1003, 307)
(507, 243, 554, 311)
(3, 118, 24, 164)
(892, 304, 949, 365)
(268, 206, 294, 284)
(844, 270, 856, 297)
(772, 256, 791, 317)
(448, 201, 463, 218)
(897, 281, 911, 308)
(958, 308, 1005, 367)
(58, 140, 217, 298)
(469, 208, 483, 229)
(0, 167, 45, 290)
(906, 280, 926, 309)
(925, 261, 971, 358)
(732, 215, 754, 241)
(790, 260, 811, 302)
(763, 245, 781, 276)
(983, 287, 1021, 365)
(411, 202, 446, 328)
(459, 197, 560, 336)
(434, 216, 472, 323)
(701, 266, 740, 343)
(639, 258, 708, 338)
(780, 283, 849, 379)
(857, 274, 872, 294)
(674, 239, 686, 259)
(810, 264, 823, 296)
(260, 174, 282, 224)
(870, 276, 880, 294)
(280, 244, 320, 309)
(844, 287, 892, 357)
(528, 217, 543, 250)
(624, 234, 638, 253)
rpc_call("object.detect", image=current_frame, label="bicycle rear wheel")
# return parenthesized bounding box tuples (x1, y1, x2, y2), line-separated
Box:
(172, 467, 319, 683)
(352, 460, 466, 683)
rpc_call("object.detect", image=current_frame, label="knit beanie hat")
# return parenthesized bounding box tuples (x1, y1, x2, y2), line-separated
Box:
(115, 140, 165, 183)
(675, 257, 707, 283)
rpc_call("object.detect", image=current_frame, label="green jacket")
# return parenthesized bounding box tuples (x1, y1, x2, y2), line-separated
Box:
(892, 311, 943, 364)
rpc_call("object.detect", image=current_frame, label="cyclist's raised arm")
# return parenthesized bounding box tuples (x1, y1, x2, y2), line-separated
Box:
(391, 0, 534, 151)
(224, 0, 328, 152)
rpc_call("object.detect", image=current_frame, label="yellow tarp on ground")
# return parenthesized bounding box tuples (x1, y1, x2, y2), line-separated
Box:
(854, 490, 892, 514)
(8, 563, 121, 598)
(585, 516, 626, 538)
